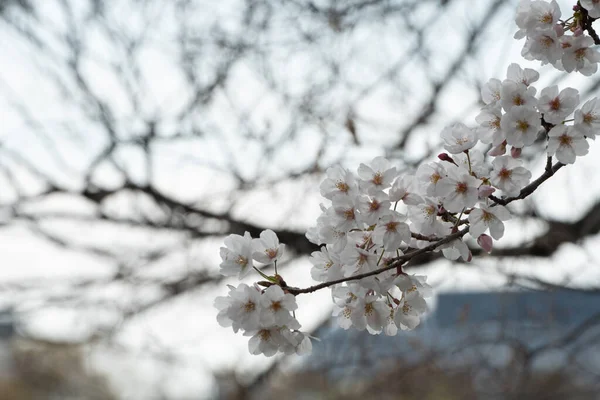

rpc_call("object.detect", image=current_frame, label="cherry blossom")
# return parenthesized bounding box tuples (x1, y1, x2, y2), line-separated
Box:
(309, 245, 343, 282)
(506, 63, 539, 87)
(408, 197, 442, 236)
(500, 80, 537, 111)
(260, 285, 299, 327)
(441, 123, 478, 154)
(252, 229, 285, 264)
(574, 98, 600, 137)
(469, 204, 512, 240)
(219, 232, 255, 279)
(372, 211, 410, 250)
(547, 125, 589, 164)
(537, 86, 579, 124)
(215, 283, 262, 333)
(560, 35, 600, 76)
(514, 0, 561, 40)
(481, 78, 502, 105)
(500, 105, 541, 148)
(357, 156, 397, 194)
(490, 156, 532, 196)
(389, 175, 423, 205)
(476, 104, 504, 145)
(522, 29, 563, 64)
(436, 166, 481, 213)
(357, 191, 391, 225)
(416, 162, 447, 197)
(581, 0, 600, 18)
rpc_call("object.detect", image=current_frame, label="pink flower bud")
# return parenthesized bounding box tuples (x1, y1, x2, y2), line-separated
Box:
(554, 23, 564, 36)
(510, 147, 522, 158)
(438, 152, 458, 166)
(574, 27, 584, 37)
(488, 142, 506, 156)
(478, 185, 496, 198)
(477, 234, 493, 253)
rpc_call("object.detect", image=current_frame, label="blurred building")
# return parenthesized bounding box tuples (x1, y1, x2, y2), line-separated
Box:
(247, 290, 600, 400)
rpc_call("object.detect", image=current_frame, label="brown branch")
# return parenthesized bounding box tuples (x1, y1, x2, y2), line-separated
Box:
(580, 3, 600, 45)
(283, 227, 469, 295)
(489, 159, 565, 206)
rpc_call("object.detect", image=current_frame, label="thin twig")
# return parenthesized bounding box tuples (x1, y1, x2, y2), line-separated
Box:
(283, 227, 469, 295)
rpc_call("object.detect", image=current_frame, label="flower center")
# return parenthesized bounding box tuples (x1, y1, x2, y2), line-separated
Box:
(343, 307, 352, 318)
(244, 300, 256, 313)
(516, 120, 529, 132)
(259, 329, 271, 341)
(430, 173, 441, 184)
(236, 256, 248, 267)
(270, 301, 282, 312)
(455, 182, 468, 194)
(513, 95, 525, 106)
(499, 168, 512, 180)
(386, 221, 399, 232)
(482, 211, 494, 222)
(372, 172, 383, 185)
(549, 98, 560, 111)
(364, 302, 374, 316)
(344, 208, 355, 220)
(540, 13, 553, 24)
(575, 48, 587, 61)
(265, 248, 278, 259)
(541, 36, 554, 48)
(559, 134, 572, 146)
(336, 181, 349, 193)
(583, 112, 595, 124)
(491, 117, 501, 129)
(369, 199, 381, 211)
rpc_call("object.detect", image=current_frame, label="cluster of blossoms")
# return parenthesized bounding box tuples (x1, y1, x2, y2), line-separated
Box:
(479, 62, 595, 164)
(215, 0, 599, 357)
(516, 0, 600, 75)
(215, 230, 312, 356)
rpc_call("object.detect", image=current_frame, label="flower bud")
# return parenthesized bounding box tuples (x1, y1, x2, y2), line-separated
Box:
(438, 152, 458, 166)
(478, 185, 496, 198)
(554, 23, 564, 36)
(488, 141, 506, 156)
(477, 234, 493, 253)
(510, 147, 522, 158)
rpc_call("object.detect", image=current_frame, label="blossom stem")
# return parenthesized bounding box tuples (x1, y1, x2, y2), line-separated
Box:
(283, 227, 469, 295)
(376, 249, 385, 266)
(465, 150, 472, 175)
(253, 266, 274, 282)
(489, 161, 565, 206)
